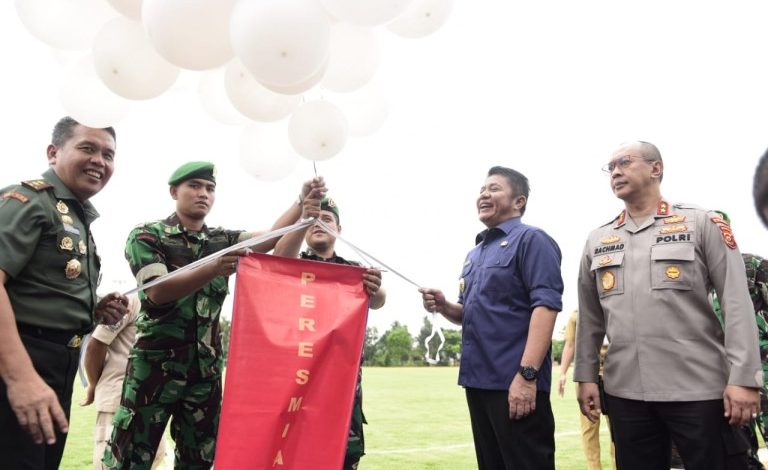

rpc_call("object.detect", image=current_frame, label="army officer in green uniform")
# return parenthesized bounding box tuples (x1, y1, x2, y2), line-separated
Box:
(104, 161, 325, 470)
(0, 116, 128, 470)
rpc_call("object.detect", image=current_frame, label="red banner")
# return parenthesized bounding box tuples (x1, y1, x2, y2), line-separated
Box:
(216, 253, 369, 470)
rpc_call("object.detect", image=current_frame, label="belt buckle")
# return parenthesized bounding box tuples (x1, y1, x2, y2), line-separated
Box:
(67, 334, 83, 349)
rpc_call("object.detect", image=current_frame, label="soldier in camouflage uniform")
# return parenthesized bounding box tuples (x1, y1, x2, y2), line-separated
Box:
(710, 250, 768, 470)
(274, 197, 385, 469)
(104, 161, 325, 470)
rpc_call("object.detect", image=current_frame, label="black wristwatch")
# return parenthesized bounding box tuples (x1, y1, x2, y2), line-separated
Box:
(518, 365, 539, 381)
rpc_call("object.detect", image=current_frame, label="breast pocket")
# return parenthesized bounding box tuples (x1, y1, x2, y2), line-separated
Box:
(591, 252, 625, 298)
(651, 243, 695, 290)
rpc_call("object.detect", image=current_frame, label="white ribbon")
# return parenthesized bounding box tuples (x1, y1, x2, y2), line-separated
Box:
(123, 218, 314, 295)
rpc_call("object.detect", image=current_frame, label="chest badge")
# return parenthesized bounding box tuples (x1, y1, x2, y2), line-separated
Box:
(666, 266, 681, 279)
(598, 255, 613, 266)
(78, 240, 87, 255)
(500, 240, 508, 247)
(65, 259, 81, 279)
(61, 215, 74, 225)
(60, 237, 74, 251)
(56, 200, 70, 214)
(601, 271, 616, 290)
(601, 235, 621, 245)
(660, 224, 688, 234)
(459, 277, 465, 294)
(664, 215, 686, 224)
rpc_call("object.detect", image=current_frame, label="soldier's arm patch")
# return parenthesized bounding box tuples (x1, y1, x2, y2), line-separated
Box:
(21, 179, 53, 191)
(135, 233, 159, 244)
(2, 191, 29, 203)
(710, 216, 737, 249)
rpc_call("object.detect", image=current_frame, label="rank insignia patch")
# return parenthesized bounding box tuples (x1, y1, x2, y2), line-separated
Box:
(601, 235, 621, 245)
(660, 225, 688, 234)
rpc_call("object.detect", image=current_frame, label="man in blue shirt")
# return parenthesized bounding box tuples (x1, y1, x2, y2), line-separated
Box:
(420, 166, 564, 470)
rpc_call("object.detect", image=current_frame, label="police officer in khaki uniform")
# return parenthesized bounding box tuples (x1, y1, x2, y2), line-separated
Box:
(81, 295, 167, 470)
(574, 141, 762, 470)
(0, 117, 127, 470)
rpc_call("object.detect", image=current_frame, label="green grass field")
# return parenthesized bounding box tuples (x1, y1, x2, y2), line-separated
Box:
(61, 367, 613, 470)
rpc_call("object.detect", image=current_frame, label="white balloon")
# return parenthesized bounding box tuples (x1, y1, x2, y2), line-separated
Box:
(387, 0, 454, 38)
(224, 59, 301, 122)
(106, 0, 143, 19)
(198, 67, 247, 126)
(59, 55, 132, 128)
(288, 100, 348, 161)
(328, 85, 388, 136)
(320, 0, 413, 26)
(261, 59, 328, 96)
(321, 24, 379, 93)
(15, 0, 117, 50)
(230, 0, 330, 88)
(142, 0, 235, 70)
(93, 17, 179, 100)
(240, 123, 298, 182)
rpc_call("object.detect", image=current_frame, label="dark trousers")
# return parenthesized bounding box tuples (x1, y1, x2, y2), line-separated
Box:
(465, 388, 555, 470)
(606, 394, 750, 470)
(0, 334, 80, 470)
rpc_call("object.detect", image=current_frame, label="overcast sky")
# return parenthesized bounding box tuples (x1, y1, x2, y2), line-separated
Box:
(2, 0, 768, 341)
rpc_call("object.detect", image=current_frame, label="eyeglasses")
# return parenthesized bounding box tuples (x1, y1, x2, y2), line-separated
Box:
(601, 155, 649, 173)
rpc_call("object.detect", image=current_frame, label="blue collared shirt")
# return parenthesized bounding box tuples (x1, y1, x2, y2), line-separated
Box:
(458, 217, 563, 391)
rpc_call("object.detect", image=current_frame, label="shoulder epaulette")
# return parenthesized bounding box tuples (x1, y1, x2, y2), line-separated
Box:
(21, 179, 53, 191)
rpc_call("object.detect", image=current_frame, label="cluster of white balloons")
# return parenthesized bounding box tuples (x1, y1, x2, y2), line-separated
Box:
(15, 0, 453, 180)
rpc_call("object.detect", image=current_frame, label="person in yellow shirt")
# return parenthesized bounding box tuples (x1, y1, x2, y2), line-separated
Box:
(558, 310, 615, 470)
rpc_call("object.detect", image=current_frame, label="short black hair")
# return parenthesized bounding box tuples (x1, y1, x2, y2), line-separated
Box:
(754, 149, 768, 228)
(51, 116, 116, 147)
(488, 166, 530, 215)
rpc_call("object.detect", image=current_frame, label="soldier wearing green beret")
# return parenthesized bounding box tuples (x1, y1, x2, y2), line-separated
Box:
(0, 116, 128, 469)
(274, 196, 385, 470)
(104, 161, 325, 470)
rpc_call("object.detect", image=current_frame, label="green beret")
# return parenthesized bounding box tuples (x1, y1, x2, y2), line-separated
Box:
(168, 161, 216, 186)
(321, 197, 339, 223)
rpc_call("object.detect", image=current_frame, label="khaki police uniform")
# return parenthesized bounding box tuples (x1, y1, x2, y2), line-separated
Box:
(0, 168, 101, 469)
(574, 200, 762, 470)
(91, 296, 166, 470)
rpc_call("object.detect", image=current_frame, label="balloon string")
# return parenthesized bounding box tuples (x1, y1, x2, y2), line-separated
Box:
(424, 313, 445, 365)
(314, 219, 421, 288)
(122, 219, 314, 296)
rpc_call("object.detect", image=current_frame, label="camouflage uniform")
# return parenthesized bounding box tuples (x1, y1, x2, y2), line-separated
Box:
(301, 250, 366, 470)
(711, 253, 768, 470)
(104, 213, 246, 470)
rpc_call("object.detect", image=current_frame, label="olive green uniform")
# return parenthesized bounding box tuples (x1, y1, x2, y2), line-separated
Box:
(0, 168, 101, 469)
(104, 213, 247, 470)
